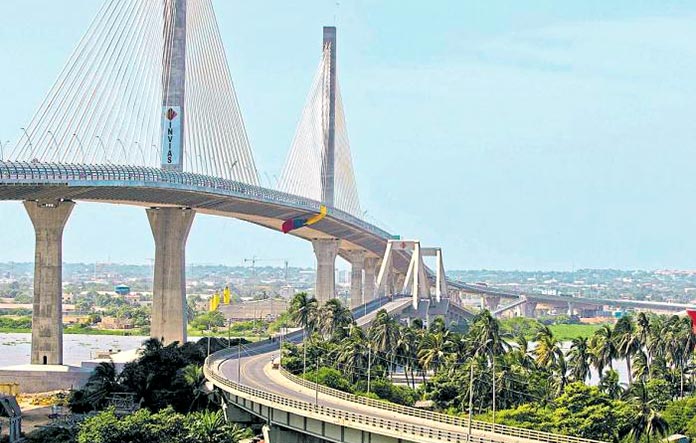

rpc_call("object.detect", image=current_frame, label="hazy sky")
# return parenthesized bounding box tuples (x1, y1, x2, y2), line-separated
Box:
(1, 1, 695, 271)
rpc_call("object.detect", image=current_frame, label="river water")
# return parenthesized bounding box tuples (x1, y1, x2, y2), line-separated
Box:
(0, 334, 631, 385)
(0, 333, 149, 367)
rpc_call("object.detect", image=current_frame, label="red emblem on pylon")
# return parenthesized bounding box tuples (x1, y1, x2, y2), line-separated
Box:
(166, 108, 178, 120)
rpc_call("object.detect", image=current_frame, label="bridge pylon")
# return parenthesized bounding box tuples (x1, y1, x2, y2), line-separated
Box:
(161, 0, 188, 172)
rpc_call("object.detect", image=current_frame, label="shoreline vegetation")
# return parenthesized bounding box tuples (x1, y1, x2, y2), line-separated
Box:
(0, 318, 609, 339)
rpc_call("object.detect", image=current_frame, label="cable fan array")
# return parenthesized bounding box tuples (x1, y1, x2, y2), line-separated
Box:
(9, 0, 259, 186)
(277, 44, 362, 218)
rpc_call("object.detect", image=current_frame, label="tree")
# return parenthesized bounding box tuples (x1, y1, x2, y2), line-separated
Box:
(626, 382, 669, 443)
(418, 330, 453, 375)
(69, 362, 120, 413)
(318, 299, 353, 339)
(288, 292, 318, 333)
(335, 326, 369, 383)
(614, 316, 641, 383)
(368, 310, 400, 375)
(567, 337, 590, 383)
(590, 325, 617, 378)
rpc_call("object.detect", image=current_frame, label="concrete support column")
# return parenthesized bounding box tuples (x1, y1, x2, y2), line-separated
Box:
(363, 257, 378, 303)
(523, 301, 537, 318)
(24, 200, 74, 365)
(147, 207, 195, 345)
(484, 295, 500, 311)
(567, 302, 574, 317)
(312, 238, 339, 303)
(346, 250, 365, 309)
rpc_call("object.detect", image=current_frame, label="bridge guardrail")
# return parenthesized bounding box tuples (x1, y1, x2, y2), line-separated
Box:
(206, 357, 500, 443)
(277, 367, 607, 443)
(0, 161, 392, 239)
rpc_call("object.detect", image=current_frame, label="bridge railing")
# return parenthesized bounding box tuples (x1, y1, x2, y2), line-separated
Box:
(276, 367, 606, 443)
(0, 161, 391, 238)
(206, 356, 499, 443)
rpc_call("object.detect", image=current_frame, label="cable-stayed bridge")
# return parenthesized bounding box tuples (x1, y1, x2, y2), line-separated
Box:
(0, 0, 464, 366)
(0, 2, 680, 441)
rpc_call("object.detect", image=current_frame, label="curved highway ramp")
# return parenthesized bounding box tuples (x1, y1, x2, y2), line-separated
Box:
(205, 297, 607, 443)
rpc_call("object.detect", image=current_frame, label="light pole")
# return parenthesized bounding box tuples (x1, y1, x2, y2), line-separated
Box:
(367, 344, 372, 394)
(237, 340, 241, 384)
(302, 327, 307, 376)
(116, 139, 127, 163)
(70, 133, 86, 163)
(20, 128, 33, 160)
(95, 136, 108, 163)
(47, 131, 60, 161)
(468, 357, 474, 442)
(134, 142, 146, 166)
(0, 140, 8, 161)
(315, 358, 320, 406)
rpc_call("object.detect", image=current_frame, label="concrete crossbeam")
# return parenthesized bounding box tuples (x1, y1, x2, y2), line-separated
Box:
(147, 207, 195, 345)
(23, 200, 74, 365)
(312, 238, 339, 303)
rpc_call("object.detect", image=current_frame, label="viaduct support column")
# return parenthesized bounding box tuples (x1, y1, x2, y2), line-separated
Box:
(484, 295, 500, 311)
(523, 301, 537, 318)
(312, 239, 339, 304)
(147, 207, 195, 345)
(347, 250, 365, 309)
(363, 257, 378, 303)
(24, 200, 74, 365)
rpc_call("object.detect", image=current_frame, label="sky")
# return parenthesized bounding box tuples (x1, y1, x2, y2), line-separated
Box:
(1, 1, 695, 271)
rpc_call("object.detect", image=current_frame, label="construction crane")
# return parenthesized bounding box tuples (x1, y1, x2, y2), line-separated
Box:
(242, 257, 290, 320)
(242, 257, 289, 282)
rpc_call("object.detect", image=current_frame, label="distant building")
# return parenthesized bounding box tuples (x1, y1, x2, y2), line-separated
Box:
(99, 316, 134, 330)
(114, 284, 130, 296)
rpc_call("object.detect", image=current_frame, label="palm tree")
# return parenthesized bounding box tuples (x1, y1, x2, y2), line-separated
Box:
(335, 326, 369, 383)
(319, 298, 354, 339)
(627, 381, 669, 443)
(395, 326, 419, 388)
(418, 330, 453, 376)
(615, 316, 641, 383)
(599, 369, 624, 399)
(534, 325, 567, 397)
(368, 310, 400, 376)
(590, 325, 617, 378)
(83, 361, 120, 410)
(568, 337, 591, 383)
(181, 364, 217, 411)
(289, 292, 318, 333)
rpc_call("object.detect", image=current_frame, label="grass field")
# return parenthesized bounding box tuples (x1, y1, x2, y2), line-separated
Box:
(548, 323, 607, 340)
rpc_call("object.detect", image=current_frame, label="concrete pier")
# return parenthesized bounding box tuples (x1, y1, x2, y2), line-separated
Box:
(363, 257, 378, 303)
(523, 301, 537, 318)
(147, 207, 195, 345)
(23, 200, 74, 365)
(484, 295, 501, 311)
(346, 250, 365, 308)
(312, 238, 339, 303)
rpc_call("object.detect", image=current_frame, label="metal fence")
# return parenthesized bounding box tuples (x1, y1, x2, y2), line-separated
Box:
(0, 161, 391, 239)
(205, 359, 499, 443)
(277, 367, 607, 443)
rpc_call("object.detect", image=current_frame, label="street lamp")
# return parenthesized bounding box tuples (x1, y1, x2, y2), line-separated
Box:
(20, 127, 33, 159)
(70, 133, 86, 163)
(134, 142, 146, 166)
(47, 131, 60, 161)
(116, 139, 127, 164)
(95, 136, 109, 163)
(0, 140, 9, 161)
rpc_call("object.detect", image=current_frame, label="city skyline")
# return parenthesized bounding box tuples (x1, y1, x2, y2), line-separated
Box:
(1, 1, 696, 270)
